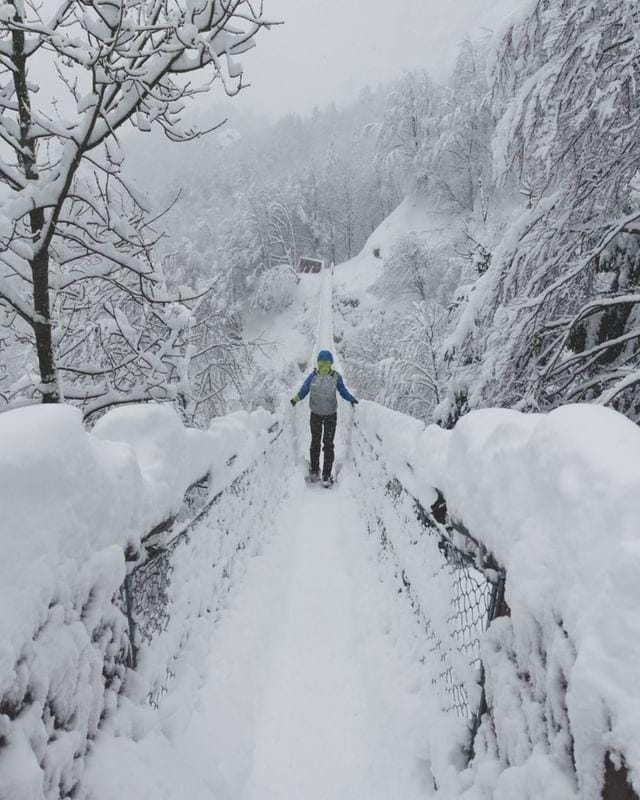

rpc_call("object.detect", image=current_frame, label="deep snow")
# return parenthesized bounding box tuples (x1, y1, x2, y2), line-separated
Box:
(88, 263, 640, 800)
(332, 194, 460, 307)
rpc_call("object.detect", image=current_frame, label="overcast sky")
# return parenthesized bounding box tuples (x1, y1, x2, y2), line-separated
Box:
(232, 0, 526, 119)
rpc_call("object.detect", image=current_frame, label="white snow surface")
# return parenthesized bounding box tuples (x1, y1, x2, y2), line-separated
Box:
(439, 405, 640, 799)
(333, 194, 458, 304)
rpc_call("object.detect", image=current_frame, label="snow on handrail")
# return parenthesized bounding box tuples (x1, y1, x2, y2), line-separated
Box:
(121, 419, 285, 673)
(350, 414, 504, 751)
(349, 400, 640, 799)
(0, 402, 288, 800)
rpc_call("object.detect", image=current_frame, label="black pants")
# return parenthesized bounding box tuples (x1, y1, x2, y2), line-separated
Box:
(310, 412, 337, 479)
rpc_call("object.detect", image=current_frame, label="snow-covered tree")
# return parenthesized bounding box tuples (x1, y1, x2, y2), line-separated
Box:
(383, 300, 446, 417)
(251, 263, 299, 313)
(343, 299, 446, 422)
(373, 233, 461, 306)
(0, 0, 267, 410)
(443, 0, 640, 422)
(431, 37, 493, 213)
(373, 71, 445, 192)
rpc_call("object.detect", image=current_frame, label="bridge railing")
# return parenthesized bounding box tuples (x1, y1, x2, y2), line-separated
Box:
(349, 414, 504, 751)
(348, 401, 640, 800)
(0, 402, 289, 800)
(120, 415, 288, 706)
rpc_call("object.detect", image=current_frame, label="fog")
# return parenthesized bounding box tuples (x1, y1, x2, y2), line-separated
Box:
(232, 0, 526, 118)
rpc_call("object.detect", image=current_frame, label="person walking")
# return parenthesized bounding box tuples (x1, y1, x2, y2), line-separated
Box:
(290, 350, 358, 487)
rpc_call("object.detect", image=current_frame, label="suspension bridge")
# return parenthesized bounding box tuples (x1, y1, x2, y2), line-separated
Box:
(0, 266, 638, 800)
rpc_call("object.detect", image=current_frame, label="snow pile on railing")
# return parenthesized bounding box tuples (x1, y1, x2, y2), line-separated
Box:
(0, 402, 283, 800)
(353, 401, 443, 508)
(348, 402, 495, 784)
(93, 402, 280, 531)
(86, 406, 290, 798)
(352, 401, 640, 800)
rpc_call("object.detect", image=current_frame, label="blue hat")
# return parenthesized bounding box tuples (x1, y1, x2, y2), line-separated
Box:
(317, 350, 334, 363)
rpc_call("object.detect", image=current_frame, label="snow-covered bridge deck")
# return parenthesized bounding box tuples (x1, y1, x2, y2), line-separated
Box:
(181, 480, 431, 800)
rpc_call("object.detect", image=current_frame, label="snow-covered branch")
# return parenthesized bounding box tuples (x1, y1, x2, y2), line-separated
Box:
(0, 0, 269, 411)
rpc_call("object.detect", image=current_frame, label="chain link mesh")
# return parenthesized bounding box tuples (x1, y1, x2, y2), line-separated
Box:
(351, 421, 502, 725)
(120, 426, 284, 671)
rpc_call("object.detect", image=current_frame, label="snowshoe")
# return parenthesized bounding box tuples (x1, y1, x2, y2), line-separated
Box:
(306, 469, 320, 484)
(321, 476, 334, 488)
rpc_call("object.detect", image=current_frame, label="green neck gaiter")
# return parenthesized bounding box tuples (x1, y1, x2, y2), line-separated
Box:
(317, 361, 332, 376)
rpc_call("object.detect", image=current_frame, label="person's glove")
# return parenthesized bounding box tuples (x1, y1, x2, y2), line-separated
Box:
(351, 398, 359, 406)
(290, 397, 298, 407)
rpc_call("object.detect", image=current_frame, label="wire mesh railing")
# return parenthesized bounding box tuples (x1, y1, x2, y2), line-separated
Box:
(119, 420, 285, 683)
(349, 418, 507, 753)
(349, 412, 640, 799)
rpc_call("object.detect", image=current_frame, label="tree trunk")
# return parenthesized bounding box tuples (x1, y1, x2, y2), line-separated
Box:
(31, 248, 57, 403)
(12, 18, 58, 402)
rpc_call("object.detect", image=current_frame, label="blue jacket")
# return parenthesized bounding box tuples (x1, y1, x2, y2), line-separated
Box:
(296, 369, 356, 406)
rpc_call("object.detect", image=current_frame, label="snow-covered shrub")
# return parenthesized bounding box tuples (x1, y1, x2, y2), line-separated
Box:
(251, 264, 300, 313)
(344, 303, 446, 422)
(373, 232, 431, 303)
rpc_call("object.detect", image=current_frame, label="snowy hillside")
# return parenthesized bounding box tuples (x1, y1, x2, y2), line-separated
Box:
(329, 194, 466, 421)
